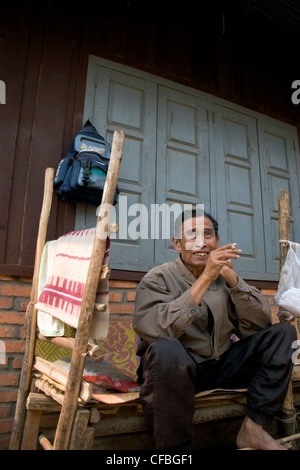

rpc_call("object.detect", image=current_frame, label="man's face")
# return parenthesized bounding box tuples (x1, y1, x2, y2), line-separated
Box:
(172, 216, 219, 273)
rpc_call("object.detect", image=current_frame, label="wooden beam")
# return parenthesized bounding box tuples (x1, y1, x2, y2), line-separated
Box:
(26, 392, 61, 412)
(9, 168, 55, 450)
(93, 403, 246, 438)
(20, 409, 42, 450)
(84, 427, 96, 450)
(278, 189, 291, 274)
(69, 409, 90, 450)
(278, 189, 296, 438)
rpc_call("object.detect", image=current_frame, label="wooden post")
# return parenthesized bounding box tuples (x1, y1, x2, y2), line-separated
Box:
(84, 427, 96, 450)
(53, 131, 124, 450)
(69, 409, 91, 450)
(278, 189, 291, 275)
(9, 168, 55, 450)
(20, 409, 42, 450)
(278, 189, 295, 438)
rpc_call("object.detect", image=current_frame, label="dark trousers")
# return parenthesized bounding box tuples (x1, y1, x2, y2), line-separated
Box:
(137, 323, 297, 450)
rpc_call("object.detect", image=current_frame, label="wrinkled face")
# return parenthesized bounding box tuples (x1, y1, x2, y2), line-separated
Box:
(172, 216, 219, 274)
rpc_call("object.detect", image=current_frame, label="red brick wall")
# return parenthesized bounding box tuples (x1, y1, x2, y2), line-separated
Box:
(0, 274, 137, 449)
(0, 274, 32, 449)
(261, 288, 280, 326)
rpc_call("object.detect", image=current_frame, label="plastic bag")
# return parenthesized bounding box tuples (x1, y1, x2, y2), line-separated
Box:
(274, 241, 300, 317)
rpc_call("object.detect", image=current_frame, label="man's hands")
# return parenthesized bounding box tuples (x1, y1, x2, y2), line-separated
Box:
(189, 243, 241, 304)
(201, 243, 241, 287)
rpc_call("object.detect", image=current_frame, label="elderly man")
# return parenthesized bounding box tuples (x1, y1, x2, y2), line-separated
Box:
(133, 208, 296, 450)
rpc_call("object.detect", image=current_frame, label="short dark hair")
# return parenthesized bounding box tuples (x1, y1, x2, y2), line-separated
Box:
(174, 208, 219, 239)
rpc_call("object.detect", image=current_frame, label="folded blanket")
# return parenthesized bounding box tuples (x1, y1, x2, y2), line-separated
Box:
(52, 357, 140, 393)
(36, 228, 110, 342)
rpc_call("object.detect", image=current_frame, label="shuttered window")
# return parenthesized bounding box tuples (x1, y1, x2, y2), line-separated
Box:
(76, 56, 300, 281)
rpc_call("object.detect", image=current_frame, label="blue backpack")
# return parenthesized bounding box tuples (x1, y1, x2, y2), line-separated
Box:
(54, 120, 119, 206)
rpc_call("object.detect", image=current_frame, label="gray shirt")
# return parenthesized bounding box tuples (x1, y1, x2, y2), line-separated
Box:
(133, 256, 272, 362)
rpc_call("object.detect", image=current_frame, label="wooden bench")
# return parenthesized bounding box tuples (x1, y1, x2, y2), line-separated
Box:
(23, 314, 250, 450)
(21, 312, 300, 450)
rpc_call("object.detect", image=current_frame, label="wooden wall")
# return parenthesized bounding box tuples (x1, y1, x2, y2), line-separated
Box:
(0, 2, 83, 275)
(0, 0, 299, 276)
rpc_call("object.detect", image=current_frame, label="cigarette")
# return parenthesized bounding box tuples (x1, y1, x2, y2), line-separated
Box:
(229, 243, 237, 249)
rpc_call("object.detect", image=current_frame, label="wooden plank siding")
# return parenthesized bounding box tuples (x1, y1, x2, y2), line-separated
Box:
(0, 3, 81, 275)
(0, 0, 299, 276)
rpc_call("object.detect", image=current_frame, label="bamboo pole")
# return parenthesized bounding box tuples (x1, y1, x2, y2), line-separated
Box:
(278, 189, 291, 275)
(37, 333, 105, 360)
(53, 131, 124, 450)
(277, 189, 295, 438)
(9, 167, 55, 450)
(39, 434, 53, 450)
(37, 333, 76, 350)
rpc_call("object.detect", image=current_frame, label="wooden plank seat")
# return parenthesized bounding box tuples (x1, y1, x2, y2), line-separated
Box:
(23, 347, 249, 450)
(20, 296, 250, 450)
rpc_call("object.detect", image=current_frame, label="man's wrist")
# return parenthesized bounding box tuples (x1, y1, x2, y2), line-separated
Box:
(220, 268, 238, 288)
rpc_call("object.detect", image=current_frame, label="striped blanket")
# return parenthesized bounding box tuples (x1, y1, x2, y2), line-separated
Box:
(36, 228, 110, 343)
